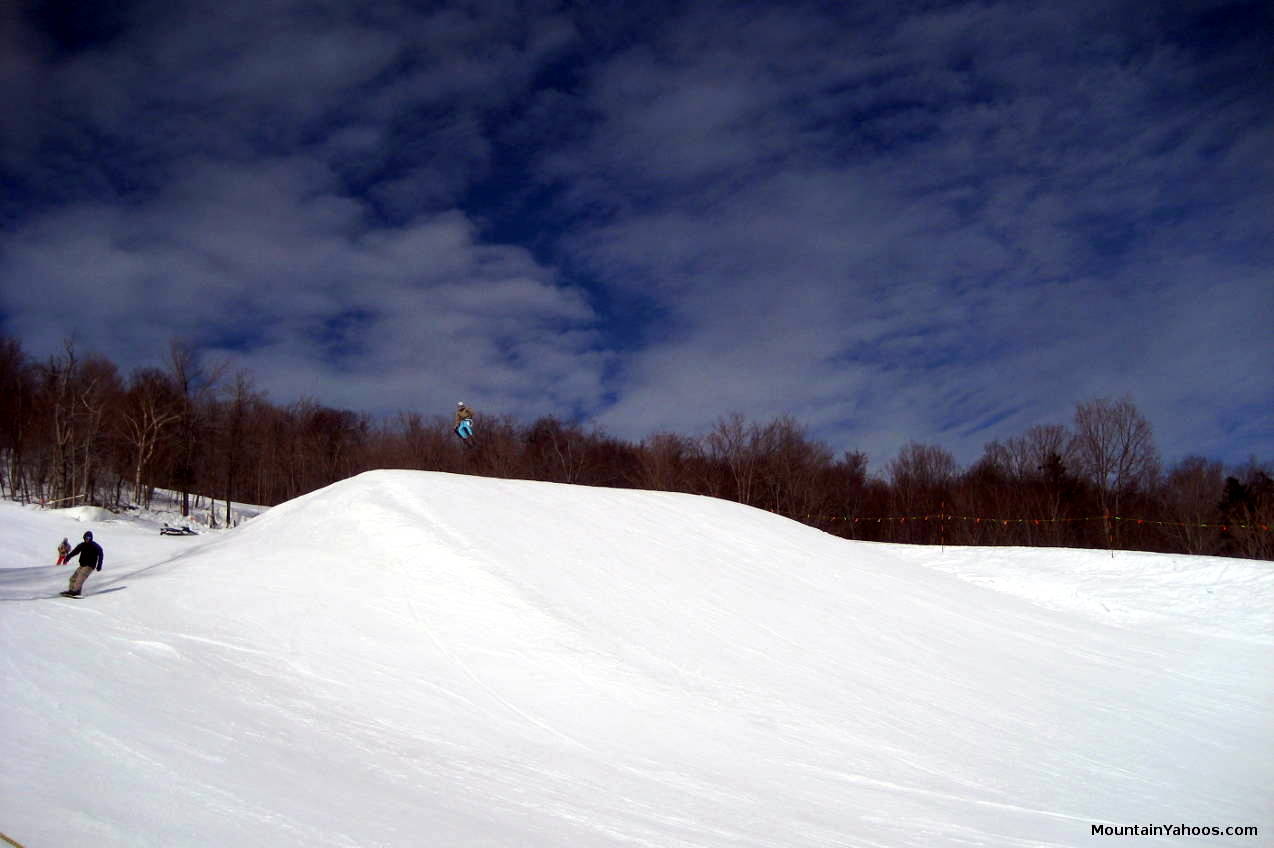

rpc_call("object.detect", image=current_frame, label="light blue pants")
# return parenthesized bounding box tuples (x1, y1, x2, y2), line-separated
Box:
(456, 419, 474, 439)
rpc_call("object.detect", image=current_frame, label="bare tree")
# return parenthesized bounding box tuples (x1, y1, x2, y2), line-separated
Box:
(216, 371, 261, 524)
(469, 414, 525, 480)
(1004, 424, 1075, 479)
(888, 442, 958, 543)
(706, 413, 758, 504)
(168, 340, 226, 516)
(1071, 396, 1160, 545)
(119, 369, 182, 507)
(75, 355, 122, 505)
(815, 449, 868, 537)
(1163, 456, 1223, 554)
(0, 338, 34, 500)
(889, 442, 958, 498)
(525, 417, 590, 484)
(43, 341, 80, 503)
(1219, 462, 1274, 560)
(1000, 424, 1080, 544)
(636, 433, 700, 492)
(753, 416, 832, 519)
(961, 446, 1021, 545)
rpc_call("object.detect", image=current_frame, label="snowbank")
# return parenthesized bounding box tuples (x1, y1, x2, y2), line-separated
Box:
(1, 471, 1269, 847)
(55, 505, 114, 523)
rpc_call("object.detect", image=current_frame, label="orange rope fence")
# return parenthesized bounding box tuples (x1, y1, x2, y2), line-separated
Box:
(802, 513, 1270, 532)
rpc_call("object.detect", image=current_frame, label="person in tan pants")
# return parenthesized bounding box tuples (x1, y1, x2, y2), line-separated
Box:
(61, 531, 103, 597)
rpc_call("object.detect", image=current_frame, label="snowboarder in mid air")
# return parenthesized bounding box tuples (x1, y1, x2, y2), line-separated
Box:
(454, 402, 475, 443)
(61, 531, 103, 597)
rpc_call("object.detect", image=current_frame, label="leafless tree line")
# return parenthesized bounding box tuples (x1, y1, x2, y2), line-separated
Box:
(1, 337, 1269, 559)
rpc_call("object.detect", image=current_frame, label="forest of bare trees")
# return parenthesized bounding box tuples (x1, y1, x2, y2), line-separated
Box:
(1, 337, 1270, 560)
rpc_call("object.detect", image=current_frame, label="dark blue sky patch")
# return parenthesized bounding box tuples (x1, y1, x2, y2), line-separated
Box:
(308, 308, 379, 369)
(22, 0, 135, 56)
(1161, 1, 1274, 59)
(198, 324, 272, 357)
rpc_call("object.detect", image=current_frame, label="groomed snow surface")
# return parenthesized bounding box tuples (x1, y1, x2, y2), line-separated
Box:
(2, 470, 1270, 847)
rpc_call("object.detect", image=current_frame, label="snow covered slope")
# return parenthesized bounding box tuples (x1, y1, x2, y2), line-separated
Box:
(2, 470, 1270, 847)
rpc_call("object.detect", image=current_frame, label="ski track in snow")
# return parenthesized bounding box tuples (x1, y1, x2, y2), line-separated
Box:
(0, 470, 1270, 848)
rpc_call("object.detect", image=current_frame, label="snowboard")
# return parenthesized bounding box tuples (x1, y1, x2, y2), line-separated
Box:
(53, 586, 124, 599)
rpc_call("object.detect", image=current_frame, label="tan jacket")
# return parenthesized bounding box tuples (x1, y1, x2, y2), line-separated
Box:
(455, 406, 474, 426)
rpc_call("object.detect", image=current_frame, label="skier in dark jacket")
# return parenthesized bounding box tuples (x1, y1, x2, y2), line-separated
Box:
(62, 531, 103, 597)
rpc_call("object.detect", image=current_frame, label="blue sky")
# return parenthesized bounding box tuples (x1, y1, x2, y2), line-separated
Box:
(2, 0, 1271, 469)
